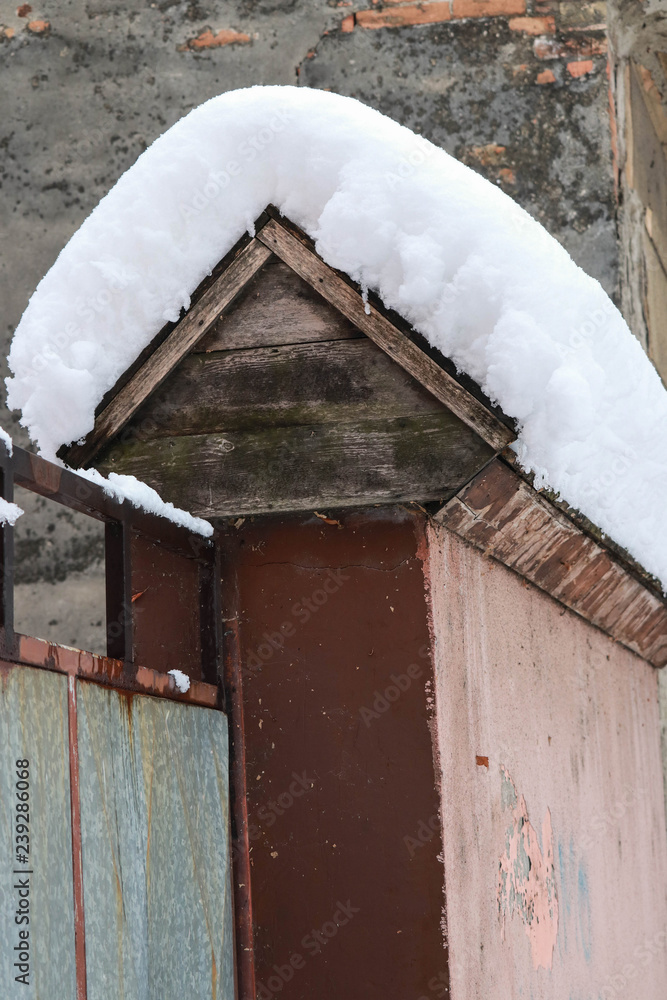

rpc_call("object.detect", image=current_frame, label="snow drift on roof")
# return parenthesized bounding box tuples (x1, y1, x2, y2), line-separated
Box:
(6, 86, 667, 587)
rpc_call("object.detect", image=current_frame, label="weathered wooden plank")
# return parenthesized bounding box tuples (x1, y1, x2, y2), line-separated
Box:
(127, 338, 445, 438)
(436, 459, 667, 668)
(196, 257, 361, 352)
(256, 218, 515, 453)
(77, 683, 233, 1000)
(98, 414, 495, 518)
(65, 238, 272, 468)
(0, 666, 77, 1000)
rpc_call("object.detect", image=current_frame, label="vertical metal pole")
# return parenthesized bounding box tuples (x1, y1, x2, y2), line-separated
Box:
(105, 515, 133, 667)
(199, 542, 224, 699)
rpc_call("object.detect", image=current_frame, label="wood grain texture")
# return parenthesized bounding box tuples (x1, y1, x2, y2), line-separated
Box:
(98, 415, 495, 519)
(256, 218, 514, 453)
(0, 666, 77, 1000)
(196, 257, 361, 352)
(436, 459, 667, 668)
(76, 683, 233, 1000)
(126, 338, 446, 438)
(65, 239, 272, 468)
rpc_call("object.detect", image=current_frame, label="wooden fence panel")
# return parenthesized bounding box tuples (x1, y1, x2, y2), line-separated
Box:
(0, 666, 77, 1000)
(76, 682, 233, 1000)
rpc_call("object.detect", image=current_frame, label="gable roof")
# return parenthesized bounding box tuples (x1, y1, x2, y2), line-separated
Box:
(57, 207, 667, 669)
(62, 209, 515, 469)
(6, 85, 667, 595)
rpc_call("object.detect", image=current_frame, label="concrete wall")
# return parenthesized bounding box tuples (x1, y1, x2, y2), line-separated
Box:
(428, 523, 667, 998)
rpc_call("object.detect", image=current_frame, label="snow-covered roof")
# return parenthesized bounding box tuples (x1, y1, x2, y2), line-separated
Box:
(6, 86, 667, 588)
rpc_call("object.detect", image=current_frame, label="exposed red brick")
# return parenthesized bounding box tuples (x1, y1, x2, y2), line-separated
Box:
(452, 0, 526, 18)
(4, 26, 15, 38)
(537, 68, 556, 84)
(498, 167, 516, 184)
(26, 18, 49, 33)
(178, 27, 250, 50)
(509, 15, 555, 34)
(16, 3, 32, 16)
(355, 3, 451, 29)
(341, 13, 355, 31)
(567, 59, 594, 78)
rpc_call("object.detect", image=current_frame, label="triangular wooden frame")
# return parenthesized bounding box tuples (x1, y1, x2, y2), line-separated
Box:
(61, 208, 514, 469)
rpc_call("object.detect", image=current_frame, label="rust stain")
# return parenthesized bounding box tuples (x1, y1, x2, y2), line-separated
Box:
(16, 633, 218, 706)
(16, 3, 32, 15)
(476, 755, 489, 768)
(497, 767, 558, 970)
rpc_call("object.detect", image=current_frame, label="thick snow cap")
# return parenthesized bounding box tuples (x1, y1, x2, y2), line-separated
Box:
(6, 86, 667, 587)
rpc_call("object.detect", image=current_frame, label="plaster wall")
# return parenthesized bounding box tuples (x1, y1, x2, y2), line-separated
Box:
(427, 523, 667, 999)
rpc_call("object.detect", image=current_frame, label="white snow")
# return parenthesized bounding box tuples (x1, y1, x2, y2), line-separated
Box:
(0, 497, 23, 526)
(0, 427, 13, 456)
(168, 669, 191, 693)
(76, 467, 213, 537)
(0, 431, 21, 523)
(6, 86, 667, 586)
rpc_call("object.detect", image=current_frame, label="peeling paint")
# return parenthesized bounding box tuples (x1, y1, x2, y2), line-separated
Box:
(497, 766, 559, 970)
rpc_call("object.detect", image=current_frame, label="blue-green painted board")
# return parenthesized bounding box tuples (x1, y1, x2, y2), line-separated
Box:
(76, 682, 234, 1000)
(0, 666, 77, 1000)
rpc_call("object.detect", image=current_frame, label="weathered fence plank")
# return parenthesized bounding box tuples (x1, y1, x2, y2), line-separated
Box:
(76, 683, 233, 1000)
(0, 666, 77, 1000)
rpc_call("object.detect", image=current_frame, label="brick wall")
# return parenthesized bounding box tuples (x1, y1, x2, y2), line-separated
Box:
(304, 0, 617, 295)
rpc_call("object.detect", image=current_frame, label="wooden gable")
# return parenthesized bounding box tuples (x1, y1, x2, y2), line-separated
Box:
(64, 210, 512, 518)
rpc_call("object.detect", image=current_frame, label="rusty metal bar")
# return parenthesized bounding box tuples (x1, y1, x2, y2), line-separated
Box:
(12, 444, 214, 558)
(221, 558, 256, 1000)
(0, 441, 223, 706)
(200, 544, 224, 696)
(11, 635, 219, 707)
(105, 517, 133, 665)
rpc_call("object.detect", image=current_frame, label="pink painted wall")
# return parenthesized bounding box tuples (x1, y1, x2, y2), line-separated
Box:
(427, 523, 667, 999)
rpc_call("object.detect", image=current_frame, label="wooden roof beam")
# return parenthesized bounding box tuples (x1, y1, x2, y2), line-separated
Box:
(64, 237, 272, 469)
(256, 217, 515, 454)
(435, 458, 667, 668)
